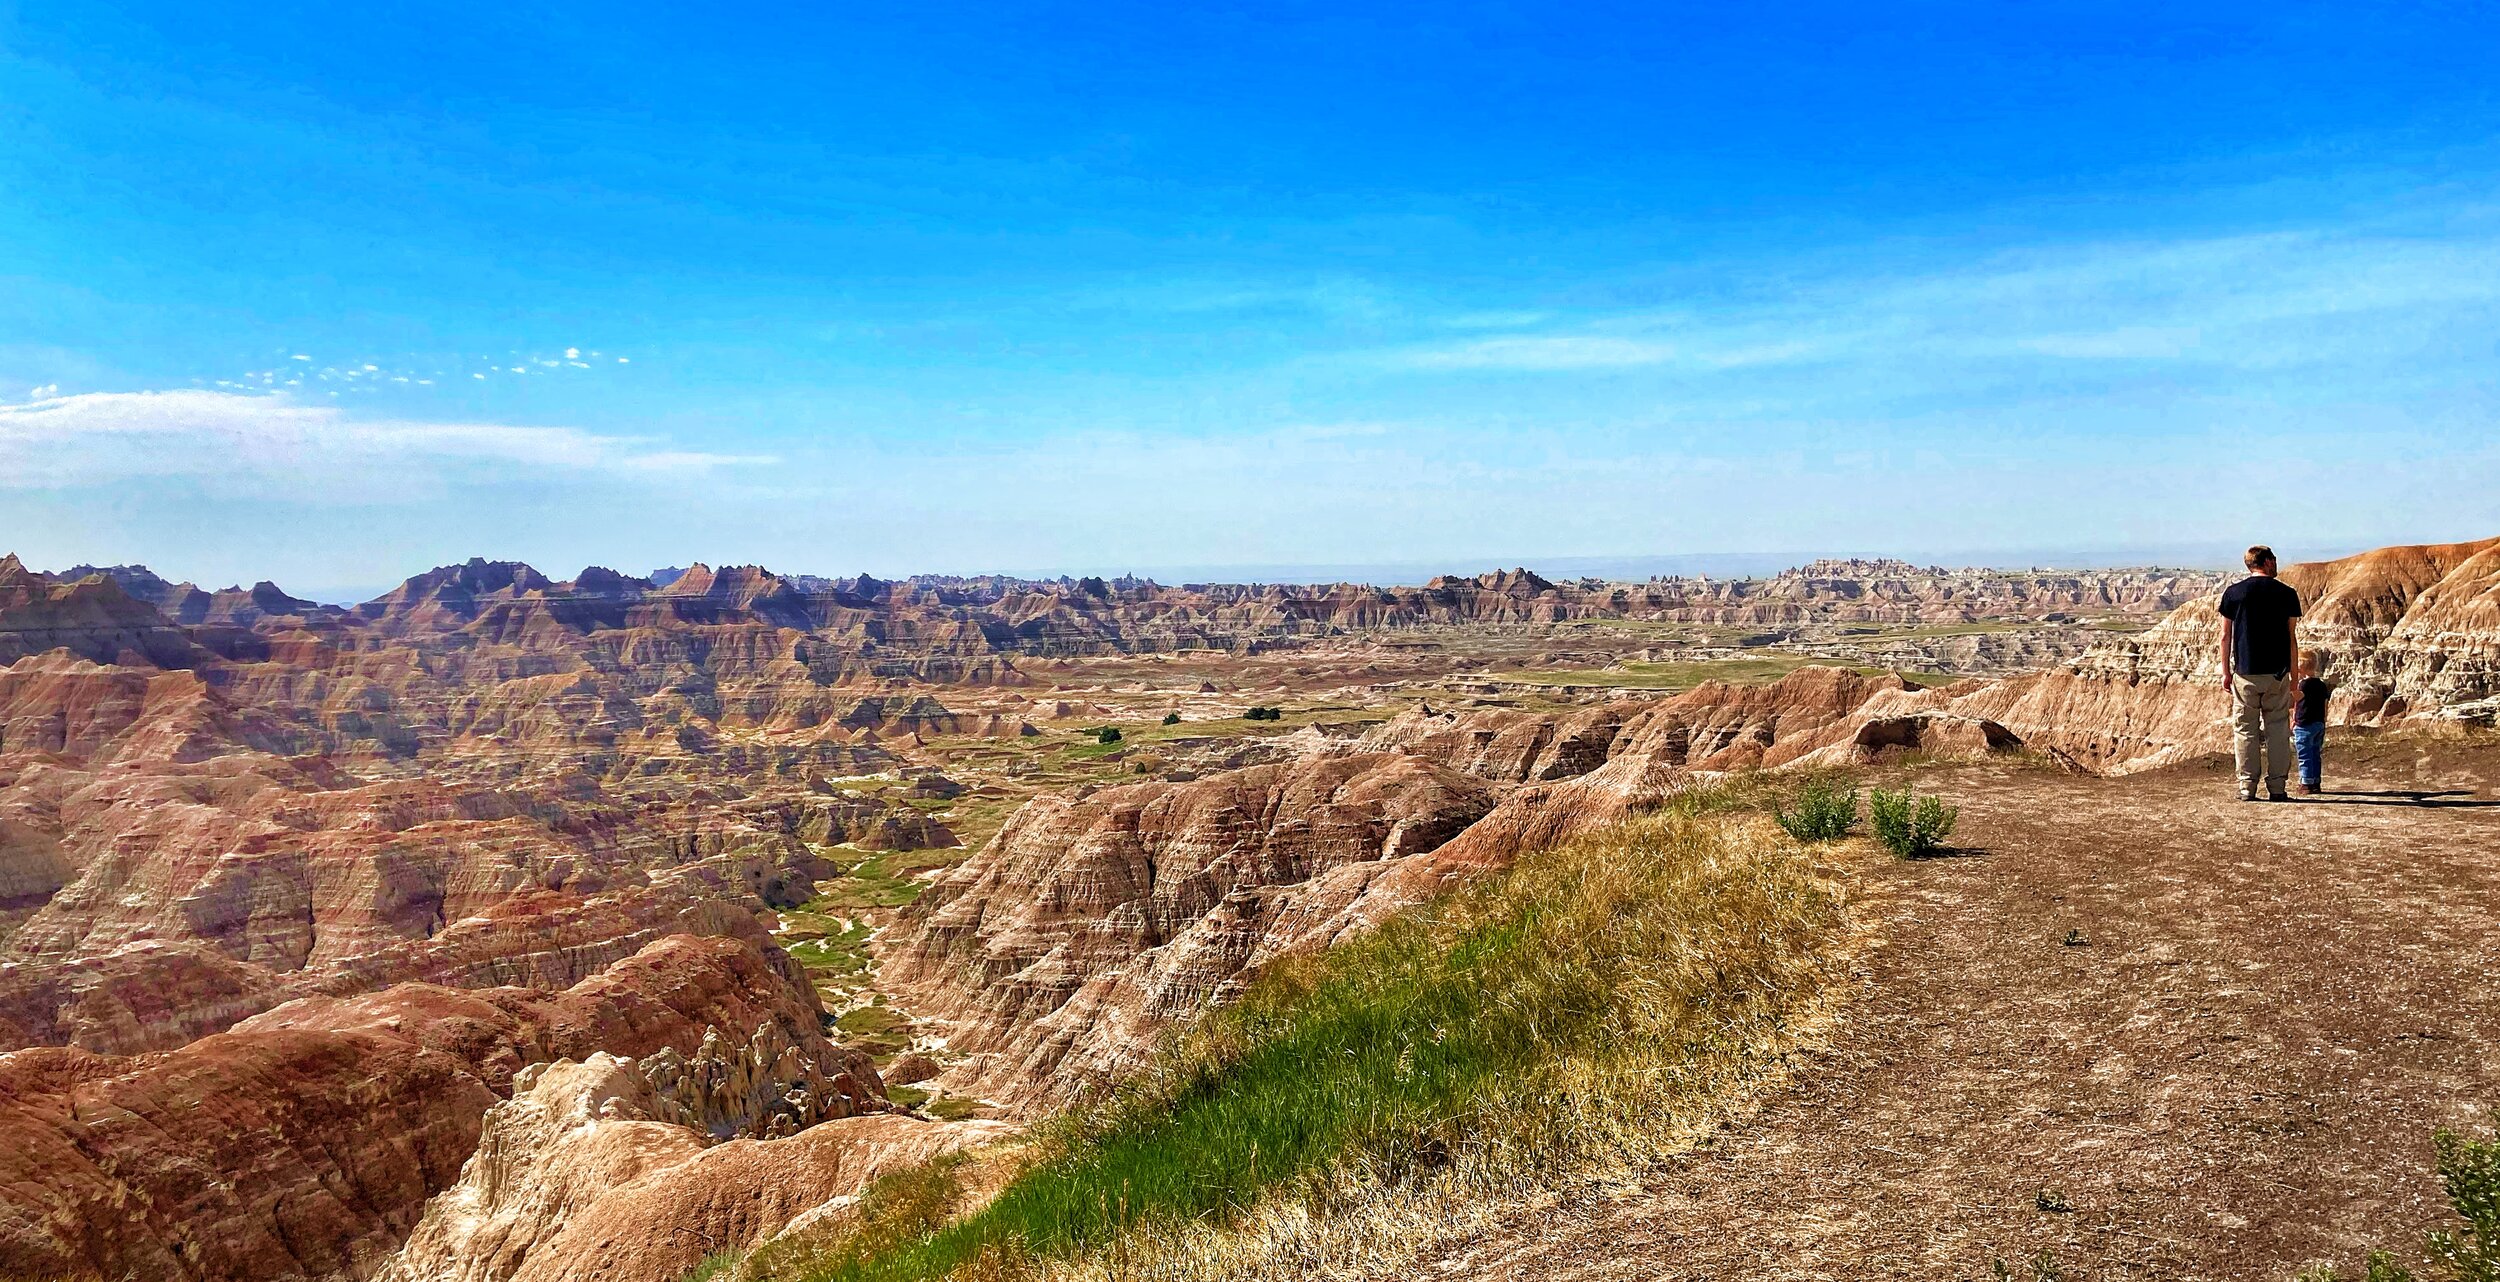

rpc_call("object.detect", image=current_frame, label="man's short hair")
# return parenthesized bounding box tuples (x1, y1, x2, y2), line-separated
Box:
(2245, 544, 2277, 570)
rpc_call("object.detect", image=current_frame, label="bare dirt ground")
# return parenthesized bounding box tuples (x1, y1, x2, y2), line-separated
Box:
(1454, 728, 2500, 1281)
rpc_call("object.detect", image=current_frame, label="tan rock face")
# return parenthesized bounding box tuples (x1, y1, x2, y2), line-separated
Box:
(500, 1116, 996, 1282)
(880, 752, 1498, 1108)
(379, 1055, 705, 1282)
(1352, 701, 1632, 781)
(382, 1048, 998, 1282)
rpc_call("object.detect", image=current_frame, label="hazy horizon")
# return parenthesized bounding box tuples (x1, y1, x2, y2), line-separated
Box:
(17, 539, 2342, 609)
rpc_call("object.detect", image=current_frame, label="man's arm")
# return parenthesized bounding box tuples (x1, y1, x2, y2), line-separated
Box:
(2219, 617, 2234, 692)
(2286, 615, 2301, 681)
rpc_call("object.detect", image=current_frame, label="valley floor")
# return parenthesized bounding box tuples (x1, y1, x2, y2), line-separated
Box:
(1442, 733, 2500, 1281)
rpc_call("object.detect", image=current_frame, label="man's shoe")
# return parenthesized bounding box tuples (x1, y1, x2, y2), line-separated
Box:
(2267, 789, 2291, 802)
(2239, 790, 2259, 802)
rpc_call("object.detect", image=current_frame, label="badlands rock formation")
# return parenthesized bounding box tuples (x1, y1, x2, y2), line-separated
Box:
(880, 530, 2500, 1111)
(0, 556, 986, 1280)
(878, 666, 2008, 1110)
(382, 1029, 995, 1282)
(0, 934, 881, 1282)
(0, 541, 2463, 1277)
(883, 752, 1499, 1108)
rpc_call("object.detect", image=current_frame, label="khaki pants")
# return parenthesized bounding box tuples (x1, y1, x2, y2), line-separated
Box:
(2232, 671, 2294, 796)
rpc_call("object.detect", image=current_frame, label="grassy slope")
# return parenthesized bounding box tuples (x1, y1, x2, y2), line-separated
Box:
(732, 796, 1857, 1282)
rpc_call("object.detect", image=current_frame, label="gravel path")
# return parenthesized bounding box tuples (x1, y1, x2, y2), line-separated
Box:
(1450, 731, 2500, 1281)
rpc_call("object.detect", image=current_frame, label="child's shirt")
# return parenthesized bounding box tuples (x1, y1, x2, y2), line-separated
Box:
(2296, 676, 2332, 726)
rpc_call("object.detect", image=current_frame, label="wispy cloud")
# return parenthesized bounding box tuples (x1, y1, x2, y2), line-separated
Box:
(1388, 331, 1822, 372)
(1069, 277, 1395, 321)
(198, 346, 631, 397)
(1397, 335, 1682, 370)
(1372, 223, 2500, 405)
(0, 390, 768, 499)
(2019, 327, 2204, 359)
(1435, 310, 1554, 330)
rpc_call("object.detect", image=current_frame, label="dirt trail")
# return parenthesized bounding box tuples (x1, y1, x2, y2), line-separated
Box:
(1459, 731, 2500, 1281)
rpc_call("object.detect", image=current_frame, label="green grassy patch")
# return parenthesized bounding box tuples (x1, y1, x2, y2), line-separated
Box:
(921, 1096, 985, 1122)
(807, 848, 966, 913)
(783, 920, 874, 986)
(834, 1001, 914, 1058)
(1833, 621, 2025, 640)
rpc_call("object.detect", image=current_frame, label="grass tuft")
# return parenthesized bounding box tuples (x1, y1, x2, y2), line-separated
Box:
(1868, 786, 1958, 858)
(1775, 778, 1860, 843)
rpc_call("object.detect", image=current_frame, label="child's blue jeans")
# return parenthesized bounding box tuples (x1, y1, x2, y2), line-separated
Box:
(2293, 723, 2324, 788)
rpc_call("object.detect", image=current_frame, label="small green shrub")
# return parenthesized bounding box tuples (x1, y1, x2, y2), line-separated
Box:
(1096, 727, 1123, 745)
(1242, 706, 1283, 722)
(2304, 1112, 2500, 1281)
(1774, 779, 1858, 843)
(685, 1252, 740, 1282)
(1868, 787, 1957, 858)
(1162, 712, 1182, 725)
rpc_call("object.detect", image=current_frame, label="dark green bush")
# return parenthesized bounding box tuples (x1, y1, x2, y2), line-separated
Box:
(1096, 727, 1122, 745)
(1867, 787, 1956, 858)
(1774, 779, 1859, 843)
(1162, 712, 1181, 725)
(1243, 706, 1282, 722)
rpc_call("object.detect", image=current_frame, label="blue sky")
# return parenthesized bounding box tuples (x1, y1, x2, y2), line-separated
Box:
(4, 2, 2497, 595)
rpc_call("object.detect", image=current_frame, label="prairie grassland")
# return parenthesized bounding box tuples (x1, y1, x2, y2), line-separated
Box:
(1493, 655, 1886, 689)
(725, 795, 1863, 1282)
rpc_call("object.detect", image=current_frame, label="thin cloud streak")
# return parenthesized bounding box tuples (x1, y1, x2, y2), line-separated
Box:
(0, 390, 769, 499)
(1380, 223, 2500, 388)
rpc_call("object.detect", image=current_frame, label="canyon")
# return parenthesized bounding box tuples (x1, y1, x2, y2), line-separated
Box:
(0, 539, 2491, 1280)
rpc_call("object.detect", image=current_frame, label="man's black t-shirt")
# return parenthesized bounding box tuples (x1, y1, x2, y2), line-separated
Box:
(2216, 575, 2303, 676)
(2298, 676, 2331, 724)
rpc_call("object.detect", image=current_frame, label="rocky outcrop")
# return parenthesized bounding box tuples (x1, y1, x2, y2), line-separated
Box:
(1352, 701, 1632, 782)
(880, 753, 1497, 1109)
(640, 1020, 864, 1141)
(382, 1045, 996, 1282)
(0, 557, 201, 668)
(0, 934, 880, 1282)
(378, 1054, 708, 1282)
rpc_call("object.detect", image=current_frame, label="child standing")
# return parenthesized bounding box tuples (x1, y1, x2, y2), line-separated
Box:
(2293, 650, 2332, 796)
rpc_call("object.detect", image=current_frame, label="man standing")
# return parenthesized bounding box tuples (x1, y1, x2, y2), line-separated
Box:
(2216, 545, 2304, 802)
